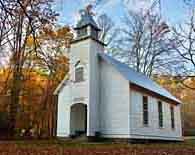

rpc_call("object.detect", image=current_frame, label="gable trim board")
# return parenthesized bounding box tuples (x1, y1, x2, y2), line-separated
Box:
(98, 53, 181, 105)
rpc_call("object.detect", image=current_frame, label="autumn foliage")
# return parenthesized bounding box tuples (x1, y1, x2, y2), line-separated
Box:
(154, 75, 195, 136)
(0, 25, 72, 138)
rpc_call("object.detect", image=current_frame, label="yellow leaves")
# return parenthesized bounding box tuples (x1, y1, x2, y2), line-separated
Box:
(40, 25, 73, 41)
(26, 36, 35, 47)
(0, 69, 4, 75)
(26, 35, 41, 48)
(56, 27, 73, 39)
(0, 68, 12, 82)
(155, 75, 195, 104)
(51, 55, 69, 84)
(184, 78, 195, 89)
(41, 26, 56, 39)
(55, 56, 69, 65)
(170, 80, 178, 88)
(157, 78, 166, 85)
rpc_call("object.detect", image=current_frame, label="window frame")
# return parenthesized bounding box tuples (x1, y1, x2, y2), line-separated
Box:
(143, 96, 149, 126)
(75, 67, 84, 83)
(170, 106, 175, 129)
(158, 101, 163, 128)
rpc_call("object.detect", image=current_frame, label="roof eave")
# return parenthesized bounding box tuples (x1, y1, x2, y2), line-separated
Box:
(74, 23, 101, 31)
(71, 36, 106, 46)
(130, 82, 182, 105)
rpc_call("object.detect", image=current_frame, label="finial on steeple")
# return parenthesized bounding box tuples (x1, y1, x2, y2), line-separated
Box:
(73, 5, 102, 42)
(86, 4, 95, 16)
(75, 4, 100, 31)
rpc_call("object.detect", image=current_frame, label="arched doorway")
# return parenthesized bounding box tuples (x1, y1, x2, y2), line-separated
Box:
(70, 103, 87, 136)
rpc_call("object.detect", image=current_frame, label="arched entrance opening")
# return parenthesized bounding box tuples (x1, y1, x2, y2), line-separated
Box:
(70, 103, 87, 136)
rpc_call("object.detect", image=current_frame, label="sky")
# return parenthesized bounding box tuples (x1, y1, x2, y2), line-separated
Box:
(53, 0, 190, 27)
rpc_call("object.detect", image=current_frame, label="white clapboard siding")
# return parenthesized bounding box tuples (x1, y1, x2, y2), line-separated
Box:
(99, 59, 130, 138)
(129, 90, 183, 141)
(57, 85, 71, 137)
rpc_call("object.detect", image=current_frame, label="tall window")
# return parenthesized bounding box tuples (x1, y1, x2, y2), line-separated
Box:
(75, 67, 84, 82)
(143, 96, 148, 126)
(170, 106, 175, 129)
(158, 101, 163, 128)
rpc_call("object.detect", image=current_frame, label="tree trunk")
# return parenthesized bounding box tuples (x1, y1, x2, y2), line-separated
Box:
(9, 15, 23, 136)
(9, 68, 22, 135)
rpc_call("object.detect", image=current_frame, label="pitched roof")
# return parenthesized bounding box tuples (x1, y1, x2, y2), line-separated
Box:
(99, 53, 181, 104)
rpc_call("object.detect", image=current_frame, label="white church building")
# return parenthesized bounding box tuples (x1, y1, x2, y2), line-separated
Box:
(54, 8, 183, 141)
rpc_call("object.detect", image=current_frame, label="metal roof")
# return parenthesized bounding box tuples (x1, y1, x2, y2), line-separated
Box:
(99, 53, 181, 104)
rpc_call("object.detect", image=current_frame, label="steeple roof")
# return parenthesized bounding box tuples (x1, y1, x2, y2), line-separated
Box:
(74, 6, 100, 31)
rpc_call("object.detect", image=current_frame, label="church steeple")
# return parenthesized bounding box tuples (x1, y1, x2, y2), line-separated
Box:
(74, 5, 101, 41)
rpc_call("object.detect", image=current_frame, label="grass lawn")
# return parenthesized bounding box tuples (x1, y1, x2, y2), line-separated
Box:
(0, 138, 195, 148)
(0, 139, 195, 155)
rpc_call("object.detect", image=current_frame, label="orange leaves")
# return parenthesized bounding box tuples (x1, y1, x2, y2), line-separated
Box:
(56, 27, 73, 40)
(41, 26, 56, 39)
(40, 26, 73, 41)
(26, 36, 35, 47)
(52, 56, 69, 82)
(183, 78, 195, 89)
(0, 68, 12, 94)
(0, 68, 12, 81)
(155, 75, 195, 104)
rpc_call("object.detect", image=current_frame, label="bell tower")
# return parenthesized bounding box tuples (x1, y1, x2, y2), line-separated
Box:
(74, 5, 101, 41)
(68, 5, 104, 137)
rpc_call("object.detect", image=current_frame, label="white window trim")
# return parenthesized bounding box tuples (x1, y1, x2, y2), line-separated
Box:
(74, 65, 85, 83)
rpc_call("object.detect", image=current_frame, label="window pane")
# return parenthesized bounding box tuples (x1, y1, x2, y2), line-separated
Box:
(143, 96, 148, 126)
(158, 101, 163, 128)
(75, 67, 84, 82)
(170, 106, 175, 129)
